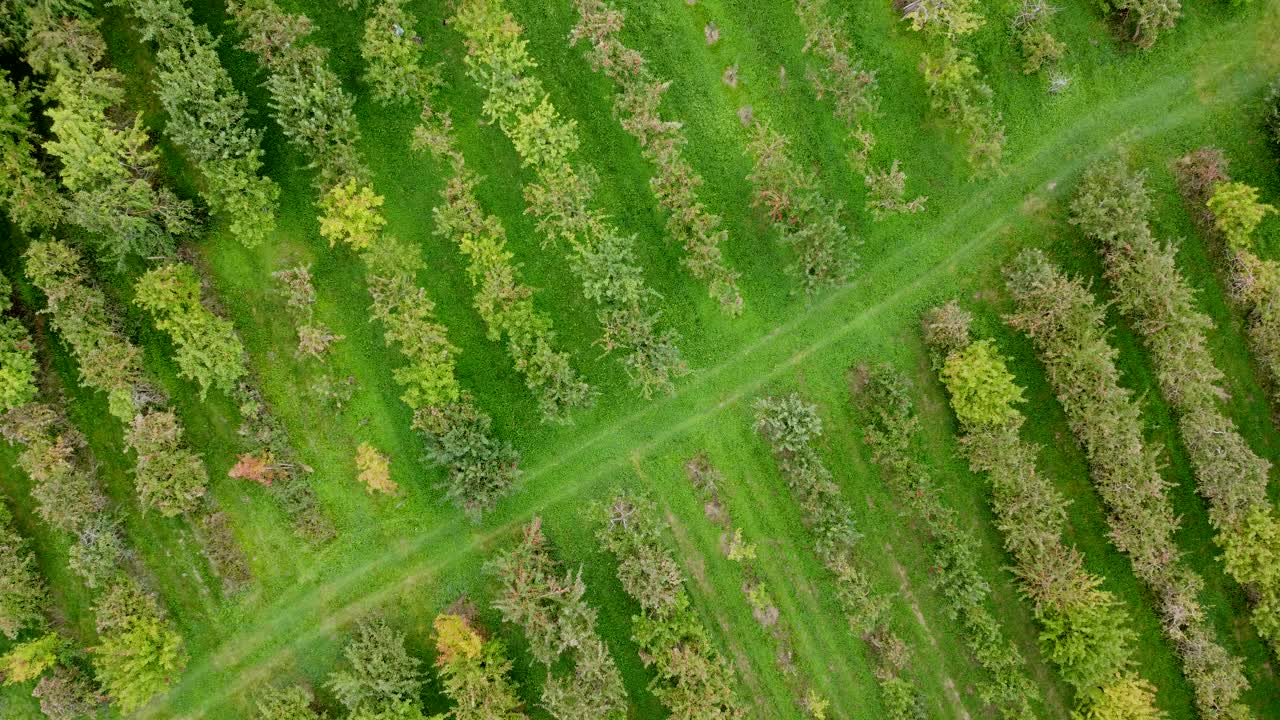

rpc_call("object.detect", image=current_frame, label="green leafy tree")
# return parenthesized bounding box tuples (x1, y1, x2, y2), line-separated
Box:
(901, 0, 985, 38)
(0, 69, 62, 232)
(256, 684, 326, 720)
(68, 516, 126, 588)
(0, 312, 37, 413)
(125, 0, 280, 247)
(1, 403, 106, 534)
(23, 240, 144, 422)
(1077, 674, 1165, 720)
(0, 504, 46, 640)
(431, 613, 526, 720)
(326, 620, 423, 713)
(1011, 1, 1064, 74)
(919, 46, 1005, 177)
(940, 340, 1024, 426)
(1266, 79, 1280, 153)
(126, 410, 207, 517)
(1207, 181, 1275, 252)
(0, 632, 63, 684)
(319, 179, 386, 251)
(361, 0, 440, 105)
(92, 579, 188, 713)
(134, 263, 247, 399)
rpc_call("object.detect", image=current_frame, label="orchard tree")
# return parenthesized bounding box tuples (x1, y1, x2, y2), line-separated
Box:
(919, 46, 1005, 177)
(256, 684, 325, 720)
(68, 516, 126, 589)
(2, 402, 109, 535)
(133, 263, 247, 400)
(319, 179, 386, 251)
(431, 612, 527, 720)
(326, 619, 423, 713)
(0, 504, 46, 639)
(356, 443, 395, 495)
(1098, 0, 1181, 49)
(0, 632, 63, 684)
(92, 579, 187, 712)
(940, 340, 1024, 426)
(1266, 79, 1280, 154)
(362, 0, 440, 105)
(127, 410, 207, 516)
(0, 69, 62, 232)
(32, 664, 99, 720)
(1207, 181, 1275, 252)
(901, 0, 985, 38)
(0, 279, 38, 412)
(487, 518, 627, 719)
(1011, 0, 1064, 74)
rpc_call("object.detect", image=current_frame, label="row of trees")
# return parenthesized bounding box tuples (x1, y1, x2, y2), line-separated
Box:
(486, 518, 627, 719)
(794, 0, 927, 217)
(16, 2, 326, 553)
(1005, 249, 1252, 719)
(683, 454, 830, 719)
(923, 302, 1163, 720)
(753, 395, 924, 720)
(744, 121, 859, 294)
(453, 0, 687, 398)
(569, 0, 744, 315)
(1173, 149, 1280, 413)
(230, 0, 520, 518)
(901, 0, 1005, 177)
(24, 240, 209, 517)
(1071, 157, 1280, 657)
(28, 11, 194, 267)
(0, 309, 189, 715)
(856, 366, 1039, 720)
(124, 0, 280, 248)
(361, 0, 593, 423)
(592, 490, 743, 719)
(10, 7, 275, 581)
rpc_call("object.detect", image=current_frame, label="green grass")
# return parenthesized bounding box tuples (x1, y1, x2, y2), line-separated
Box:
(2, 0, 1280, 718)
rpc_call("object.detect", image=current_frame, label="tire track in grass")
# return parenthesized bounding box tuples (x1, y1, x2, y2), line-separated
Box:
(147, 45, 1262, 718)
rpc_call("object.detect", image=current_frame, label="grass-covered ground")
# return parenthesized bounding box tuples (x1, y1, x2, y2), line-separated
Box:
(3, 0, 1280, 718)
